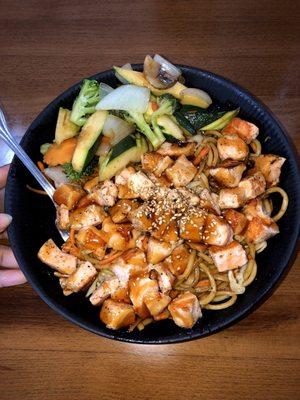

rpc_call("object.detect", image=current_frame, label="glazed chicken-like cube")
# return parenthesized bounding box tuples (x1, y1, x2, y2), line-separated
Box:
(127, 204, 154, 232)
(223, 118, 259, 144)
(129, 276, 159, 318)
(253, 154, 285, 187)
(88, 180, 118, 207)
(145, 293, 171, 317)
(147, 238, 173, 264)
(100, 218, 132, 251)
(209, 241, 248, 272)
(38, 239, 77, 275)
(177, 188, 200, 206)
(219, 187, 245, 209)
(110, 199, 139, 223)
(245, 217, 279, 244)
(168, 292, 202, 329)
(238, 172, 266, 200)
(53, 184, 85, 210)
(157, 142, 196, 157)
(209, 163, 246, 187)
(100, 299, 135, 330)
(203, 214, 233, 246)
(56, 204, 70, 230)
(60, 261, 97, 293)
(165, 155, 197, 187)
(69, 204, 107, 230)
(243, 198, 270, 220)
(76, 226, 106, 260)
(168, 244, 191, 276)
(90, 277, 120, 306)
(150, 264, 175, 293)
(223, 209, 248, 235)
(198, 189, 221, 214)
(127, 171, 155, 200)
(217, 134, 249, 161)
(179, 210, 207, 242)
(115, 167, 136, 185)
(122, 248, 147, 268)
(141, 152, 174, 177)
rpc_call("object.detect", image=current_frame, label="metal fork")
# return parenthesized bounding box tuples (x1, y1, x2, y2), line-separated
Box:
(0, 106, 68, 241)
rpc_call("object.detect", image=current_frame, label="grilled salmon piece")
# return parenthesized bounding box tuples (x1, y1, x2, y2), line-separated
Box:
(223, 118, 259, 144)
(209, 163, 246, 187)
(209, 241, 248, 272)
(253, 154, 285, 187)
(217, 134, 249, 161)
(168, 292, 202, 328)
(38, 239, 77, 275)
(60, 261, 97, 294)
(245, 217, 279, 244)
(223, 209, 248, 235)
(203, 214, 233, 246)
(157, 142, 196, 157)
(129, 276, 159, 318)
(165, 155, 197, 188)
(100, 299, 135, 330)
(53, 184, 85, 210)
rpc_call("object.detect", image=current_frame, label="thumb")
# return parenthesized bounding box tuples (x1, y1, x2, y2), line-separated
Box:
(0, 213, 12, 233)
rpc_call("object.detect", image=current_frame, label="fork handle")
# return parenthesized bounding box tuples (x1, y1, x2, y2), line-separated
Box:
(0, 111, 55, 198)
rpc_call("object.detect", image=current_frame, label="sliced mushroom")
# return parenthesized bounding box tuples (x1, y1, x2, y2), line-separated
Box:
(143, 54, 181, 89)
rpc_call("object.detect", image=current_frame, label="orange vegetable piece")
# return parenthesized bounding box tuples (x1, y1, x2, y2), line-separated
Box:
(44, 137, 77, 166)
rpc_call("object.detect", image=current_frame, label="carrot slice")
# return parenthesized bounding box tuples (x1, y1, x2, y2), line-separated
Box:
(196, 279, 210, 287)
(44, 137, 77, 167)
(37, 161, 45, 171)
(193, 146, 209, 166)
(98, 251, 124, 265)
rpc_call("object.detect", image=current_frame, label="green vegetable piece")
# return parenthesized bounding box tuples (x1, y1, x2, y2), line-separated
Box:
(173, 111, 196, 135)
(70, 79, 100, 126)
(40, 143, 52, 155)
(201, 108, 240, 130)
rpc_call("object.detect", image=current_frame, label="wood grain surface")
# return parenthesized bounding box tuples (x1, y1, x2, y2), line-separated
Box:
(0, 1, 299, 399)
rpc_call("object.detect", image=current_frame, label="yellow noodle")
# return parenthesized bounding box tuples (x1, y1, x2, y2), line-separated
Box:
(177, 250, 196, 281)
(263, 187, 289, 222)
(204, 292, 237, 310)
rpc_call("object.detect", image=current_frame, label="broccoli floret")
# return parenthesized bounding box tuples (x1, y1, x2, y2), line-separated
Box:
(125, 111, 165, 150)
(70, 79, 100, 126)
(62, 157, 98, 181)
(150, 94, 179, 143)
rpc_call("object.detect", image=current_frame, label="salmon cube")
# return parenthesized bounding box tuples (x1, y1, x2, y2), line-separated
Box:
(253, 154, 285, 187)
(198, 189, 221, 214)
(129, 276, 159, 318)
(128, 171, 155, 200)
(169, 244, 191, 276)
(223, 209, 248, 234)
(110, 199, 139, 223)
(165, 155, 197, 187)
(90, 277, 120, 306)
(168, 292, 202, 328)
(88, 180, 118, 207)
(76, 226, 106, 260)
(223, 118, 259, 144)
(217, 134, 249, 161)
(60, 261, 97, 293)
(243, 198, 270, 220)
(53, 184, 85, 210)
(122, 248, 147, 268)
(203, 214, 233, 246)
(209, 163, 246, 187)
(245, 217, 279, 243)
(147, 238, 173, 264)
(141, 152, 174, 177)
(179, 210, 207, 242)
(56, 204, 70, 230)
(100, 299, 135, 330)
(38, 239, 77, 275)
(157, 142, 196, 157)
(127, 204, 154, 232)
(209, 241, 248, 272)
(69, 204, 107, 230)
(219, 187, 245, 209)
(150, 264, 175, 293)
(238, 172, 266, 200)
(145, 293, 171, 317)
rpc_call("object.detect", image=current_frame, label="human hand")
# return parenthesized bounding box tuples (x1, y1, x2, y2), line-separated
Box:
(0, 164, 26, 287)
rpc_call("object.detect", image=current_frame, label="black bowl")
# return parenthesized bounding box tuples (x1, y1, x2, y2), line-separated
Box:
(5, 65, 300, 344)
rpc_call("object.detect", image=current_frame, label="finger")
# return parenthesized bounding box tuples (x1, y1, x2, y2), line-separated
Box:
(0, 269, 26, 288)
(0, 188, 4, 212)
(0, 230, 8, 240)
(0, 245, 18, 268)
(0, 164, 9, 190)
(0, 213, 12, 233)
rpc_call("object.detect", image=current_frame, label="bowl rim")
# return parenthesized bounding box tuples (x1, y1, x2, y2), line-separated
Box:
(5, 64, 300, 344)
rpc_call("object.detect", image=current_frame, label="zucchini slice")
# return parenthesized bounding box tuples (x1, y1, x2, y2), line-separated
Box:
(201, 108, 240, 131)
(173, 111, 196, 135)
(157, 115, 185, 141)
(99, 135, 147, 181)
(72, 110, 108, 172)
(55, 108, 80, 144)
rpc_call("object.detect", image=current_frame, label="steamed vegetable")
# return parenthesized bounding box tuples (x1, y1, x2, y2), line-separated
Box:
(62, 158, 98, 182)
(181, 105, 239, 130)
(43, 138, 77, 167)
(102, 114, 135, 146)
(201, 108, 240, 130)
(55, 108, 80, 144)
(157, 115, 185, 141)
(180, 88, 212, 109)
(99, 83, 114, 100)
(144, 54, 181, 89)
(96, 84, 150, 113)
(70, 79, 100, 126)
(115, 63, 133, 84)
(125, 111, 165, 150)
(72, 110, 108, 172)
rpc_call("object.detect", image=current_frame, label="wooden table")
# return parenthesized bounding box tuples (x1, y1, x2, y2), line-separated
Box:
(0, 1, 299, 399)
